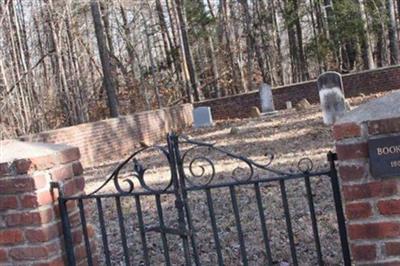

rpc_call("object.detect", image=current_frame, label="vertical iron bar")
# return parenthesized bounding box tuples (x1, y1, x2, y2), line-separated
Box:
(135, 195, 150, 266)
(229, 186, 248, 266)
(78, 198, 93, 266)
(205, 189, 224, 266)
(181, 198, 201, 266)
(96, 197, 112, 266)
(115, 196, 131, 266)
(279, 179, 298, 266)
(304, 175, 323, 266)
(155, 194, 171, 266)
(254, 183, 273, 265)
(167, 133, 192, 266)
(172, 134, 201, 266)
(59, 198, 76, 266)
(328, 152, 351, 266)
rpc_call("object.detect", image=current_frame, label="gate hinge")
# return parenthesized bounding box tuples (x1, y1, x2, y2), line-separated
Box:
(146, 226, 191, 237)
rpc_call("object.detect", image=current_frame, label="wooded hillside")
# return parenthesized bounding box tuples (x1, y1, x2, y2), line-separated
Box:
(0, 0, 399, 138)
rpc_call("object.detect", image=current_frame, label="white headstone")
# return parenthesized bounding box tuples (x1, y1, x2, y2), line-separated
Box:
(193, 107, 213, 128)
(286, 101, 293, 109)
(317, 71, 346, 125)
(259, 83, 275, 113)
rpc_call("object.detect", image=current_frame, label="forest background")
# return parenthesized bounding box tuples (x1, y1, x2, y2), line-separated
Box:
(0, 0, 399, 139)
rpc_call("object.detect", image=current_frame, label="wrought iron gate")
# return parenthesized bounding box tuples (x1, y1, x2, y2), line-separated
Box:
(58, 133, 351, 266)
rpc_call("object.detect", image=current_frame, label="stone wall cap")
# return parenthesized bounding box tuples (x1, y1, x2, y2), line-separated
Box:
(0, 140, 75, 163)
(336, 90, 400, 125)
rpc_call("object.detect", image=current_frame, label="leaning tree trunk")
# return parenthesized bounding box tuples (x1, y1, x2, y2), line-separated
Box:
(90, 0, 119, 117)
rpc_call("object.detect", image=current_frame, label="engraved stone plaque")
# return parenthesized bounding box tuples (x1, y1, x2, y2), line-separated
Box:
(368, 135, 400, 178)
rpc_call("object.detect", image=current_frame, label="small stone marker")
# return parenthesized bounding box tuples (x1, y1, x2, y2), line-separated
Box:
(259, 83, 275, 113)
(295, 98, 311, 111)
(317, 71, 346, 125)
(250, 106, 261, 118)
(193, 106, 213, 128)
(286, 101, 293, 109)
(230, 127, 240, 135)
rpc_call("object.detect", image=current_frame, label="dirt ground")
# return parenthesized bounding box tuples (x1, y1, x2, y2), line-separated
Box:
(78, 93, 385, 266)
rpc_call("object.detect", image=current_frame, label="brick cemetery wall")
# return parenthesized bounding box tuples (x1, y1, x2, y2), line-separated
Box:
(19, 104, 193, 168)
(333, 90, 400, 265)
(0, 141, 97, 265)
(195, 65, 400, 120)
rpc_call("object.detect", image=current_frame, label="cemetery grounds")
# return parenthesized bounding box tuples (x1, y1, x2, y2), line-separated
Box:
(83, 93, 383, 265)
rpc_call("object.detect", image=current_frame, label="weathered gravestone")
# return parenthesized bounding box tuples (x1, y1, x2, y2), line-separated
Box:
(193, 106, 213, 128)
(259, 83, 275, 113)
(317, 71, 346, 125)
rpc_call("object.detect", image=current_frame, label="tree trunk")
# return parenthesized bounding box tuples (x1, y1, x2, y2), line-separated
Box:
(208, 36, 221, 97)
(387, 0, 399, 64)
(309, 0, 323, 73)
(119, 3, 137, 80)
(254, 0, 270, 84)
(239, 0, 254, 91)
(323, 0, 342, 68)
(270, 0, 284, 84)
(229, 1, 247, 93)
(283, 0, 299, 83)
(90, 0, 119, 117)
(375, 0, 388, 67)
(165, 0, 185, 98)
(174, 0, 200, 102)
(142, 11, 162, 108)
(358, 0, 375, 69)
(292, 0, 309, 80)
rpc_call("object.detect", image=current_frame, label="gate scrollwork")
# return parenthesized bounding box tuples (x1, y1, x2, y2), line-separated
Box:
(89, 133, 317, 194)
(89, 145, 173, 195)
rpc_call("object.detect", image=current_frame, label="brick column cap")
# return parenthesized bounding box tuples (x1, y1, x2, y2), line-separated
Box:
(0, 140, 80, 176)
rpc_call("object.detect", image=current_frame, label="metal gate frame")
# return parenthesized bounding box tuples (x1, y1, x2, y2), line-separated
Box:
(57, 133, 351, 266)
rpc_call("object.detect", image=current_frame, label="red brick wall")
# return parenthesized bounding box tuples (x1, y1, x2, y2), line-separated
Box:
(0, 142, 96, 266)
(195, 65, 400, 120)
(333, 116, 400, 265)
(18, 104, 193, 168)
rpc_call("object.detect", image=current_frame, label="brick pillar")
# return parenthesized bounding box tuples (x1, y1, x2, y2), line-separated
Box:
(333, 92, 400, 265)
(0, 141, 94, 265)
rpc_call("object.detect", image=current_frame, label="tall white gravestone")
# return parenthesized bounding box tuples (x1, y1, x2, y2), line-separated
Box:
(317, 71, 346, 125)
(259, 83, 275, 113)
(193, 107, 213, 128)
